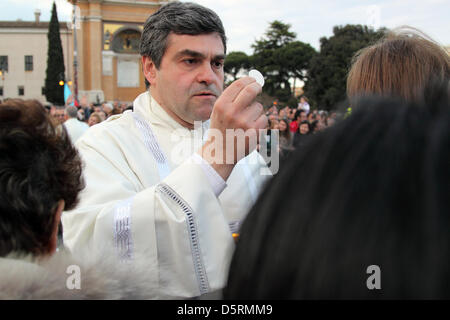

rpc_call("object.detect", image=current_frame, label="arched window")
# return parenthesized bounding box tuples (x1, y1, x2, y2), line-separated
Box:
(111, 28, 141, 53)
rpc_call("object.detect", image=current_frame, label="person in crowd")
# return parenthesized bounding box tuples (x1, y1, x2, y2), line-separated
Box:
(113, 98, 120, 110)
(278, 118, 294, 158)
(87, 112, 102, 127)
(93, 104, 103, 114)
(63, 105, 89, 144)
(62, 1, 269, 299)
(287, 108, 296, 122)
(269, 119, 279, 130)
(0, 99, 162, 299)
(278, 107, 288, 120)
(347, 26, 449, 105)
(289, 109, 305, 133)
(297, 96, 310, 114)
(102, 103, 114, 118)
(51, 106, 65, 126)
(307, 112, 316, 123)
(120, 102, 128, 113)
(293, 120, 311, 147)
(224, 84, 450, 299)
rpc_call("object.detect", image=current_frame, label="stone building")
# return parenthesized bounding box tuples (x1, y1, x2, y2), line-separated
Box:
(72, 0, 170, 104)
(0, 0, 170, 104)
(0, 10, 72, 103)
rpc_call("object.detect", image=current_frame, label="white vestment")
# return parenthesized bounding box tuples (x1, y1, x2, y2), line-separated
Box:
(62, 92, 270, 298)
(63, 118, 89, 143)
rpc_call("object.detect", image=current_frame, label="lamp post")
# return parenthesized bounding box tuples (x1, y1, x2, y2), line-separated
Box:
(72, 0, 79, 106)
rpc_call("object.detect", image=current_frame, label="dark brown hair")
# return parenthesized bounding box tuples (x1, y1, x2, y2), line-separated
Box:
(347, 26, 450, 103)
(0, 99, 84, 256)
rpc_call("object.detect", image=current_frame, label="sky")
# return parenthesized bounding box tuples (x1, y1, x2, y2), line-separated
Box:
(0, 0, 449, 54)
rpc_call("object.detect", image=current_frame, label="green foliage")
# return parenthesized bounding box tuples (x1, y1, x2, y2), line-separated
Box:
(224, 51, 250, 82)
(247, 20, 317, 103)
(44, 2, 65, 105)
(304, 24, 386, 110)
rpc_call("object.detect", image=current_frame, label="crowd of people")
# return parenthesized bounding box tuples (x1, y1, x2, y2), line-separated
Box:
(265, 100, 338, 159)
(44, 100, 133, 143)
(0, 1, 449, 300)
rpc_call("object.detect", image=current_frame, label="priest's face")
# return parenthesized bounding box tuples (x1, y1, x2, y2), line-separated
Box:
(144, 32, 225, 128)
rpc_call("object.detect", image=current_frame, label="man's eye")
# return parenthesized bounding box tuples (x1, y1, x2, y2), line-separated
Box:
(184, 59, 197, 65)
(212, 61, 223, 68)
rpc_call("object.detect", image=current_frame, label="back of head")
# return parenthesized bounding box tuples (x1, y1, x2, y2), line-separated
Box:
(347, 26, 450, 104)
(65, 105, 78, 119)
(224, 84, 450, 299)
(140, 1, 226, 69)
(0, 99, 84, 257)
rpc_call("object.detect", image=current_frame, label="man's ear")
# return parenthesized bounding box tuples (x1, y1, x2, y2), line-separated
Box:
(142, 56, 157, 86)
(47, 199, 65, 255)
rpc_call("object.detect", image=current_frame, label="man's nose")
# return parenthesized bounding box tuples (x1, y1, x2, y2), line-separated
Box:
(196, 62, 216, 85)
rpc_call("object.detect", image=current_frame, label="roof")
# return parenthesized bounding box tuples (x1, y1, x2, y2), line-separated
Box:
(0, 21, 69, 29)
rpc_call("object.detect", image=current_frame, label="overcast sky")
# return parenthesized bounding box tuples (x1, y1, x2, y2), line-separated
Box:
(0, 0, 449, 53)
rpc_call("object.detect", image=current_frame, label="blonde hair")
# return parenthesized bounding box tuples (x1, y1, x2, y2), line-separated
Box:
(347, 26, 450, 103)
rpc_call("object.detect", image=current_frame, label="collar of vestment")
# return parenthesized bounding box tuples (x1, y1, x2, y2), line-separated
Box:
(132, 91, 209, 139)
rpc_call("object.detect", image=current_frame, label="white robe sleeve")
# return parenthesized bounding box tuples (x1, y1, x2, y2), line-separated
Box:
(62, 127, 234, 298)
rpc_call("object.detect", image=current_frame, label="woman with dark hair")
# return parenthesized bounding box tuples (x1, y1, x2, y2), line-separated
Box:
(293, 120, 311, 148)
(0, 99, 161, 299)
(224, 87, 450, 299)
(278, 118, 294, 159)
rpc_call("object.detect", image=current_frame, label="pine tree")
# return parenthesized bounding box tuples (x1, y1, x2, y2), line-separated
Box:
(44, 2, 65, 105)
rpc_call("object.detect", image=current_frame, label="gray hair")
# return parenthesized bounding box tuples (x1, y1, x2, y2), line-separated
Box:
(65, 105, 78, 118)
(140, 1, 227, 86)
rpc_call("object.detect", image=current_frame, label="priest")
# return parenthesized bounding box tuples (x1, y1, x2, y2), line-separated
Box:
(62, 1, 270, 298)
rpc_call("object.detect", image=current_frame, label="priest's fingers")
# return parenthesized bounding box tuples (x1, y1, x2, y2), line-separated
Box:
(240, 101, 265, 125)
(218, 77, 256, 105)
(232, 81, 262, 113)
(253, 113, 269, 130)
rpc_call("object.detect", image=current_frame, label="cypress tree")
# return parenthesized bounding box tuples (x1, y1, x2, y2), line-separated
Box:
(44, 2, 65, 105)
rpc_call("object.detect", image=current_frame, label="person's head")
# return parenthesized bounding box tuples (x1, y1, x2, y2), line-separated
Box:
(224, 86, 450, 299)
(93, 105, 102, 113)
(64, 105, 78, 120)
(0, 99, 84, 257)
(269, 119, 279, 130)
(307, 112, 316, 123)
(316, 120, 326, 132)
(98, 111, 107, 122)
(300, 96, 308, 104)
(295, 109, 306, 123)
(347, 26, 450, 104)
(140, 1, 227, 128)
(52, 106, 65, 125)
(278, 119, 288, 132)
(299, 120, 310, 135)
(88, 112, 102, 127)
(102, 103, 113, 116)
(288, 109, 296, 120)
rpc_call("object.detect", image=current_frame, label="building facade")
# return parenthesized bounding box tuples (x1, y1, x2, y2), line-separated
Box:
(72, 0, 170, 104)
(0, 13, 73, 104)
(0, 0, 169, 105)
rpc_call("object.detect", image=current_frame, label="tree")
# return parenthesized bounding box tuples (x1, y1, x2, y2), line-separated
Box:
(304, 25, 385, 110)
(251, 21, 316, 103)
(224, 51, 250, 83)
(44, 2, 65, 105)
